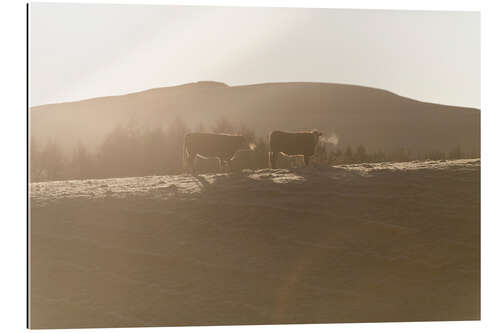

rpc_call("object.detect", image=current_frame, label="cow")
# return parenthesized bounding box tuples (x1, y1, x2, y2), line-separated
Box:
(269, 130, 322, 169)
(183, 132, 251, 173)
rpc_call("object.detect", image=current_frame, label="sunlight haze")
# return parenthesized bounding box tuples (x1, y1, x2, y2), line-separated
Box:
(30, 3, 480, 108)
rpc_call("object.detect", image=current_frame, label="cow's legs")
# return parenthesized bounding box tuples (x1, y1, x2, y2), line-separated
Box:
(304, 155, 310, 166)
(269, 151, 278, 169)
(226, 159, 233, 172)
(186, 153, 196, 174)
(218, 158, 224, 173)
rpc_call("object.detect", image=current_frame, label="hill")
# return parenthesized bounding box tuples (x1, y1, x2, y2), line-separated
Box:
(30, 81, 480, 155)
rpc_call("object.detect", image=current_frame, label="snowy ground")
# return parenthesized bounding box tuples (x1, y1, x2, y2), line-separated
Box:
(29, 159, 480, 328)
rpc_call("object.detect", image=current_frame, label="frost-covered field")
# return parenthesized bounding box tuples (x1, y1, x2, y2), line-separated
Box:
(29, 159, 480, 328)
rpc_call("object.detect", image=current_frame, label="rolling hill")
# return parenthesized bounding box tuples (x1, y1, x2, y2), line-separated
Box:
(30, 81, 480, 155)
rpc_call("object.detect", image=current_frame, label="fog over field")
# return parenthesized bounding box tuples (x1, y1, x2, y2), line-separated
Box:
(29, 81, 480, 183)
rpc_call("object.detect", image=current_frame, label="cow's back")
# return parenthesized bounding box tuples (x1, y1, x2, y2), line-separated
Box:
(185, 133, 244, 158)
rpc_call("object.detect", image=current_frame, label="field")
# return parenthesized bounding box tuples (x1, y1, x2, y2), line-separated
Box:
(29, 159, 480, 328)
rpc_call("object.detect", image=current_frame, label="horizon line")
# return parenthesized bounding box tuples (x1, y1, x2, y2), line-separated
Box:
(29, 80, 481, 111)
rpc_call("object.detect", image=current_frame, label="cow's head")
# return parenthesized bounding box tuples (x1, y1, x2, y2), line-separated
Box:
(312, 130, 322, 145)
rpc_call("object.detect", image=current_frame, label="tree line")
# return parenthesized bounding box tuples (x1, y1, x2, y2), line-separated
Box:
(29, 116, 474, 182)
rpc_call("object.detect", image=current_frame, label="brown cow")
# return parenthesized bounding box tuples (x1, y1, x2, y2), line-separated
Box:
(183, 132, 251, 173)
(269, 130, 322, 168)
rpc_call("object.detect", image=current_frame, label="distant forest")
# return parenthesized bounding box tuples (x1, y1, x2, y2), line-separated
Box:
(29, 117, 475, 182)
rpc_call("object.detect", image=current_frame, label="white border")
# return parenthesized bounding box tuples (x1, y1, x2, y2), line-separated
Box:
(1, 0, 498, 332)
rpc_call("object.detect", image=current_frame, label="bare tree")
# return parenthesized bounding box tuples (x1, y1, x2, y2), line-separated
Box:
(212, 116, 235, 134)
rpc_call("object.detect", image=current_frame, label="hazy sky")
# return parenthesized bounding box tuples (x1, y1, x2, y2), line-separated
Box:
(30, 3, 480, 108)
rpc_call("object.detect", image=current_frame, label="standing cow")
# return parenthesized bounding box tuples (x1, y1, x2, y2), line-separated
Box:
(183, 132, 251, 173)
(269, 130, 322, 168)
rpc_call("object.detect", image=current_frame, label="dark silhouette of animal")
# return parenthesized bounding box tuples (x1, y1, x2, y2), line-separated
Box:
(183, 132, 250, 173)
(269, 130, 322, 168)
(231, 148, 258, 171)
